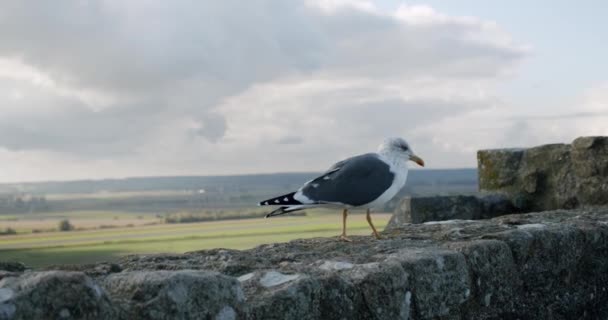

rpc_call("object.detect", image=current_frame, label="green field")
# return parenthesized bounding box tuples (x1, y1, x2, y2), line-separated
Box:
(0, 170, 477, 268)
(0, 211, 391, 268)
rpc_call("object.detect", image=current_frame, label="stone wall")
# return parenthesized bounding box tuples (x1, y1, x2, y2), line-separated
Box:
(478, 136, 608, 212)
(388, 136, 608, 227)
(387, 194, 516, 227)
(2, 208, 608, 319)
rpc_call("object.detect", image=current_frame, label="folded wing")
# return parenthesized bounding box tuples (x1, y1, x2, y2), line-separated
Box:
(296, 153, 394, 207)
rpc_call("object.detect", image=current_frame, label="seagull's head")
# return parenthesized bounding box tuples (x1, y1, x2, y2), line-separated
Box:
(378, 137, 425, 167)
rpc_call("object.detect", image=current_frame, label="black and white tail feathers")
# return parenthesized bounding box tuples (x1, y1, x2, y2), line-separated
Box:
(264, 205, 311, 218)
(259, 192, 313, 218)
(258, 192, 302, 206)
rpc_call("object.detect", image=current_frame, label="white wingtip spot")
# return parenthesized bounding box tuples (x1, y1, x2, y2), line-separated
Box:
(323, 176, 330, 180)
(283, 197, 289, 201)
(274, 199, 280, 203)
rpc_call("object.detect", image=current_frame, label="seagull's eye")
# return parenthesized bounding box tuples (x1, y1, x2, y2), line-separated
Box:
(400, 145, 409, 152)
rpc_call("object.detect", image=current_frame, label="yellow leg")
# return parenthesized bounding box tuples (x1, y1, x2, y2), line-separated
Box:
(366, 209, 382, 239)
(339, 209, 352, 242)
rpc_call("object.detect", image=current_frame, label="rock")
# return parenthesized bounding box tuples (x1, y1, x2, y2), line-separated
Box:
(0, 271, 115, 320)
(444, 240, 519, 317)
(115, 207, 608, 319)
(388, 248, 470, 319)
(239, 270, 321, 320)
(259, 271, 301, 287)
(478, 194, 518, 219)
(478, 136, 608, 211)
(41, 262, 122, 277)
(482, 214, 608, 318)
(3, 208, 608, 319)
(0, 272, 19, 282)
(326, 261, 410, 320)
(387, 194, 516, 227)
(0, 262, 26, 273)
(102, 270, 244, 320)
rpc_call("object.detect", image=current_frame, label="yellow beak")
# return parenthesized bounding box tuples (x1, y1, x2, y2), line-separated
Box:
(409, 155, 425, 167)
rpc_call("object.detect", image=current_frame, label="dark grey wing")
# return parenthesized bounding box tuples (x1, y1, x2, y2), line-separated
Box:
(300, 153, 394, 206)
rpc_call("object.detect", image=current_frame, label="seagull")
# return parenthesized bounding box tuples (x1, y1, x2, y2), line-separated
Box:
(258, 137, 424, 241)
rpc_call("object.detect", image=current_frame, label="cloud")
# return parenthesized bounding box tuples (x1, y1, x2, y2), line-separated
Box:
(411, 82, 608, 164)
(512, 111, 608, 120)
(0, 0, 528, 181)
(277, 136, 305, 145)
(516, 83, 608, 143)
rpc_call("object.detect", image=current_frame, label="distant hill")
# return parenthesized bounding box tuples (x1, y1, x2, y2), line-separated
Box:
(0, 169, 478, 213)
(0, 169, 477, 195)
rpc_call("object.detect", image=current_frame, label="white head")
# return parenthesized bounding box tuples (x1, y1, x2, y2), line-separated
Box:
(377, 137, 425, 167)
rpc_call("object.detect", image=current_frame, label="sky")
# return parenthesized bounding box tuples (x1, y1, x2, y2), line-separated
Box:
(0, 0, 607, 182)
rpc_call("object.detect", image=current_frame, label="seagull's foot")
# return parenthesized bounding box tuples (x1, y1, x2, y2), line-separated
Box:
(339, 234, 353, 242)
(372, 233, 383, 240)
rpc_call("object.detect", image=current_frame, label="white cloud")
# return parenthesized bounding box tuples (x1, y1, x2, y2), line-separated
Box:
(0, 0, 530, 181)
(413, 82, 608, 162)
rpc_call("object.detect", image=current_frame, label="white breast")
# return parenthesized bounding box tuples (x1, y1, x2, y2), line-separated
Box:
(362, 154, 409, 209)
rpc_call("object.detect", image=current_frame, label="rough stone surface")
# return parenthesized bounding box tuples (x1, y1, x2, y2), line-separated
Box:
(0, 271, 115, 320)
(478, 136, 608, 211)
(3, 207, 608, 319)
(387, 194, 516, 227)
(103, 270, 244, 319)
(0, 263, 26, 273)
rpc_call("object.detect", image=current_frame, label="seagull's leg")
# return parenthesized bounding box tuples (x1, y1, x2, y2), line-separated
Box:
(366, 209, 382, 239)
(339, 208, 352, 242)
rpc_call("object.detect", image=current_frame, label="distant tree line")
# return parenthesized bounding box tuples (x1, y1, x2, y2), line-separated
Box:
(0, 227, 17, 236)
(0, 193, 50, 214)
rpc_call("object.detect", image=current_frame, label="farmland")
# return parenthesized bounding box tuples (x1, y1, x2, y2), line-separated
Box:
(0, 211, 391, 267)
(0, 169, 476, 268)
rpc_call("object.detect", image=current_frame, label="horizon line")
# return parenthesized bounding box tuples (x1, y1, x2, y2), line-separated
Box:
(0, 167, 478, 185)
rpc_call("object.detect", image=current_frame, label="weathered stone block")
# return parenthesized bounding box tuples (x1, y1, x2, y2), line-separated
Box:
(388, 248, 470, 319)
(273, 260, 410, 320)
(478, 136, 608, 211)
(238, 270, 321, 320)
(0, 262, 25, 273)
(483, 217, 607, 318)
(0, 271, 115, 320)
(445, 239, 520, 316)
(387, 194, 515, 227)
(103, 270, 244, 320)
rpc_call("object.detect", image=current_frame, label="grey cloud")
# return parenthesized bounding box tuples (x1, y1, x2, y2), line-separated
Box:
(342, 98, 481, 130)
(313, 8, 524, 78)
(0, 1, 327, 95)
(0, 98, 158, 155)
(193, 112, 228, 143)
(0, 0, 526, 175)
(276, 136, 304, 145)
(502, 120, 531, 147)
(511, 111, 608, 121)
(0, 0, 525, 94)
